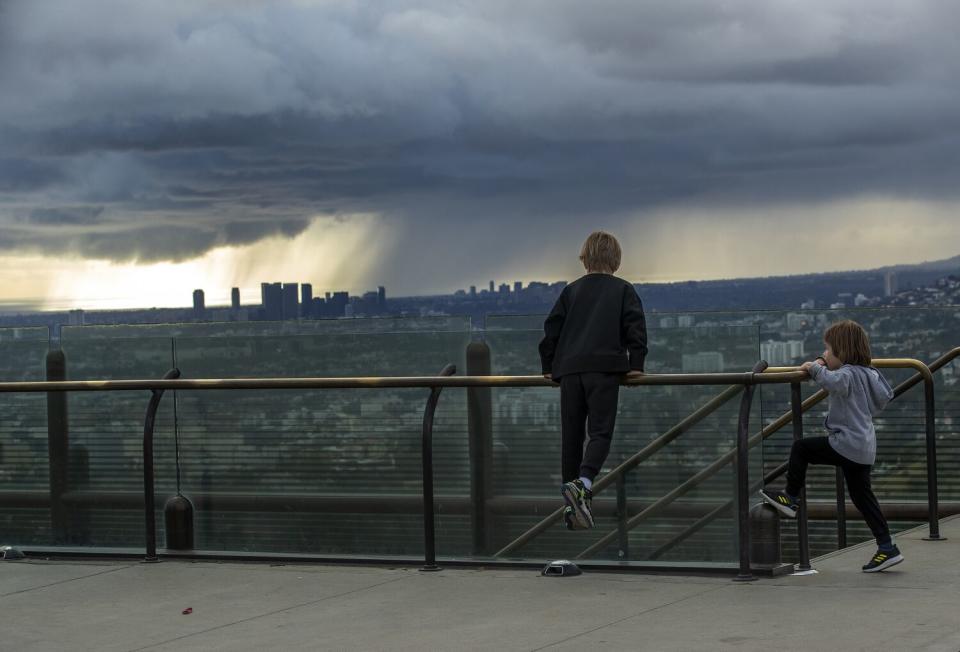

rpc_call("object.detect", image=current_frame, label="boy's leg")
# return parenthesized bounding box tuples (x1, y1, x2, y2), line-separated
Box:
(560, 374, 588, 483)
(842, 464, 893, 548)
(579, 373, 620, 482)
(784, 437, 842, 496)
(843, 463, 903, 571)
(764, 437, 844, 517)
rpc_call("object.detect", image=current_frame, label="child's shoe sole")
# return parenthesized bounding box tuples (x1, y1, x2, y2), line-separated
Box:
(561, 484, 594, 529)
(862, 554, 903, 573)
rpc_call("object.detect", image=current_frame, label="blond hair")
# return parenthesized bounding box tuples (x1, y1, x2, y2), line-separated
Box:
(579, 231, 621, 273)
(824, 320, 872, 366)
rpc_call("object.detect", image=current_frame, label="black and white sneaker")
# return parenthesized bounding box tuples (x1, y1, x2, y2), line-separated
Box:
(862, 546, 904, 572)
(561, 479, 594, 529)
(760, 489, 799, 518)
(563, 506, 588, 531)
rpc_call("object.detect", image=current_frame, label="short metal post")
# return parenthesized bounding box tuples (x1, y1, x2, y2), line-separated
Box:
(421, 364, 456, 571)
(792, 381, 811, 571)
(46, 350, 69, 545)
(143, 368, 181, 562)
(922, 375, 944, 541)
(466, 342, 493, 556)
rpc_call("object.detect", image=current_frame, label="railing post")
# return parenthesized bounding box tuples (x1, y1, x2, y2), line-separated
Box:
(734, 362, 766, 582)
(922, 375, 944, 541)
(45, 350, 69, 545)
(835, 468, 847, 549)
(466, 342, 493, 556)
(143, 368, 181, 562)
(616, 471, 629, 560)
(792, 381, 811, 571)
(421, 364, 457, 572)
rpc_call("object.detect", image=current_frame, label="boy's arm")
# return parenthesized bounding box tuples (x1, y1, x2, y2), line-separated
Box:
(539, 290, 567, 375)
(806, 362, 851, 396)
(621, 286, 648, 372)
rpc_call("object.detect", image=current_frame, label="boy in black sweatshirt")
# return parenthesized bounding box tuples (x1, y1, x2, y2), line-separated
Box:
(539, 231, 648, 530)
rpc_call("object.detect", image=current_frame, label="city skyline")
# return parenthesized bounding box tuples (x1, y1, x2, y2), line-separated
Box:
(3, 2, 960, 309)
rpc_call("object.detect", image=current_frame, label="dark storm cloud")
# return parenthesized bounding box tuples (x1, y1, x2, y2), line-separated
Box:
(1, 0, 959, 267)
(24, 206, 104, 226)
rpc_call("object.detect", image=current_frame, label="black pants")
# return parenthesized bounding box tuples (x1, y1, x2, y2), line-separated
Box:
(785, 437, 891, 546)
(560, 372, 620, 483)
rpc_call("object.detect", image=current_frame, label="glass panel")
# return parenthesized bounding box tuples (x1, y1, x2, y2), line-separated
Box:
(168, 327, 471, 556)
(481, 316, 762, 566)
(0, 328, 52, 547)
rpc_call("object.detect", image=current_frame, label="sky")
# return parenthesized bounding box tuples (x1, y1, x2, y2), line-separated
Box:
(2, 0, 960, 309)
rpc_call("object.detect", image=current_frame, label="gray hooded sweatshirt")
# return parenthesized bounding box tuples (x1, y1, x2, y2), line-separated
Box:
(807, 363, 895, 466)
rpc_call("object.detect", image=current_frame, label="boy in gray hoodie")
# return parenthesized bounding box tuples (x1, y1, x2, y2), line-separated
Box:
(761, 320, 900, 572)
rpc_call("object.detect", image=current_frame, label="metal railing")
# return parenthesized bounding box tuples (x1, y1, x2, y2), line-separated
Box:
(495, 351, 959, 572)
(3, 347, 957, 578)
(1, 366, 806, 578)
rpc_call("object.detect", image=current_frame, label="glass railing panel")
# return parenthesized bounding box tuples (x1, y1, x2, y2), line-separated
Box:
(0, 328, 53, 547)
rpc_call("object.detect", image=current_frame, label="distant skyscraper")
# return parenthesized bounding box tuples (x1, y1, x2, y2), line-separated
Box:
(192, 289, 205, 317)
(469, 285, 476, 297)
(514, 281, 522, 293)
(489, 280, 495, 293)
(260, 282, 269, 306)
(231, 287, 240, 310)
(499, 283, 510, 294)
(301, 283, 313, 318)
(282, 283, 299, 320)
(884, 271, 898, 297)
(264, 282, 283, 321)
(329, 291, 349, 317)
(378, 286, 386, 308)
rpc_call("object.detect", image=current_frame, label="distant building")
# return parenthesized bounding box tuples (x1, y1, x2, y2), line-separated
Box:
(301, 283, 313, 318)
(489, 281, 495, 293)
(329, 291, 349, 317)
(800, 299, 816, 310)
(282, 283, 299, 320)
(231, 287, 241, 310)
(884, 271, 899, 297)
(469, 286, 477, 298)
(378, 286, 386, 309)
(499, 283, 510, 294)
(830, 302, 846, 309)
(514, 281, 522, 293)
(761, 340, 805, 365)
(854, 293, 870, 307)
(659, 316, 677, 329)
(67, 309, 85, 327)
(678, 315, 695, 328)
(681, 352, 725, 373)
(786, 313, 813, 331)
(192, 289, 205, 317)
(263, 283, 283, 321)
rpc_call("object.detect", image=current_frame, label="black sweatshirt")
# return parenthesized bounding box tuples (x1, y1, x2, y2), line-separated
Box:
(539, 273, 648, 379)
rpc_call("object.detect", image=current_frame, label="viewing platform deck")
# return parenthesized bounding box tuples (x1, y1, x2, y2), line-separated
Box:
(5, 515, 959, 651)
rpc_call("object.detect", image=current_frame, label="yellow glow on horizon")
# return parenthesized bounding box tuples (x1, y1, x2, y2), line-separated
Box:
(19, 213, 388, 311)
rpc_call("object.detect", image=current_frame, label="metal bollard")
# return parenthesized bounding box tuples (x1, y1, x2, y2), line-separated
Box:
(750, 503, 782, 566)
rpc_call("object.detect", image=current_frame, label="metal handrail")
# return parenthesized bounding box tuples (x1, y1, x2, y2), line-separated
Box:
(3, 367, 803, 578)
(0, 371, 806, 393)
(5, 349, 956, 575)
(636, 350, 960, 565)
(497, 356, 949, 565)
